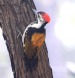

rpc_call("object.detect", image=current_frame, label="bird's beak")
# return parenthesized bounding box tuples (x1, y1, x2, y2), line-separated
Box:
(32, 9, 38, 22)
(32, 9, 37, 15)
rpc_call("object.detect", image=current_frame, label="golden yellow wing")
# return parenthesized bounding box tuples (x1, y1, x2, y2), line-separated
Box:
(31, 33, 45, 48)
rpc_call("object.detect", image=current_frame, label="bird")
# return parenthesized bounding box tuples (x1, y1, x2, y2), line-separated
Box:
(22, 10, 50, 71)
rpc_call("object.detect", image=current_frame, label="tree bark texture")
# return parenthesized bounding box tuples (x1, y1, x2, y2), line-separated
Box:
(0, 0, 53, 78)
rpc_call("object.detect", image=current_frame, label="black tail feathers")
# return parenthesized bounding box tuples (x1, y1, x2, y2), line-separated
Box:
(24, 55, 38, 72)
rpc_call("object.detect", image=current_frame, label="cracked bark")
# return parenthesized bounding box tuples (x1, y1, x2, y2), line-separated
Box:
(0, 0, 53, 78)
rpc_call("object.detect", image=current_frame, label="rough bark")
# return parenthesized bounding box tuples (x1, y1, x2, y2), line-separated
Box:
(0, 0, 53, 78)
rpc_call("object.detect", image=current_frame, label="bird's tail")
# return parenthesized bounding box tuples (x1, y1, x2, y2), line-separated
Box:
(24, 54, 38, 72)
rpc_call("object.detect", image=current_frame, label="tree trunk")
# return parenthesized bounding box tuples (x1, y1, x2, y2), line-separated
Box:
(0, 0, 53, 78)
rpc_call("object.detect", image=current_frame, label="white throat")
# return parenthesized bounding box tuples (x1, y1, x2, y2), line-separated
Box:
(31, 19, 43, 28)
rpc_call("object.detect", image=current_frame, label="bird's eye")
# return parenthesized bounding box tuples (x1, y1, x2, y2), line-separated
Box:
(38, 14, 44, 22)
(38, 14, 40, 18)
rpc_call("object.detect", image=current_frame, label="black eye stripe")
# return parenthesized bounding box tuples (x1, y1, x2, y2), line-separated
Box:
(38, 12, 45, 15)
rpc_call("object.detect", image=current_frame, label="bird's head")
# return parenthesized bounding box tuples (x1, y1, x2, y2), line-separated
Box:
(37, 11, 50, 24)
(32, 9, 51, 28)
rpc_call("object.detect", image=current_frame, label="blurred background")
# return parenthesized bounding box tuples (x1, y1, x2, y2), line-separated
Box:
(0, 0, 75, 78)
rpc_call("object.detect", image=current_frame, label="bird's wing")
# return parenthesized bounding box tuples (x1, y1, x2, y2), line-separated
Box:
(31, 33, 45, 48)
(31, 33, 45, 58)
(23, 33, 37, 59)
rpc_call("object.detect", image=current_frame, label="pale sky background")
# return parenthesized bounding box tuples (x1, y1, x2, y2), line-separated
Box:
(0, 0, 75, 78)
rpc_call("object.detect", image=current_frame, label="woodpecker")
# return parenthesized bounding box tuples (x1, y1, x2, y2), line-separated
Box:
(22, 11, 50, 71)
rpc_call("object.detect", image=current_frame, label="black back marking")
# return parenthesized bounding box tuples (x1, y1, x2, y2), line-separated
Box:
(26, 27, 45, 40)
